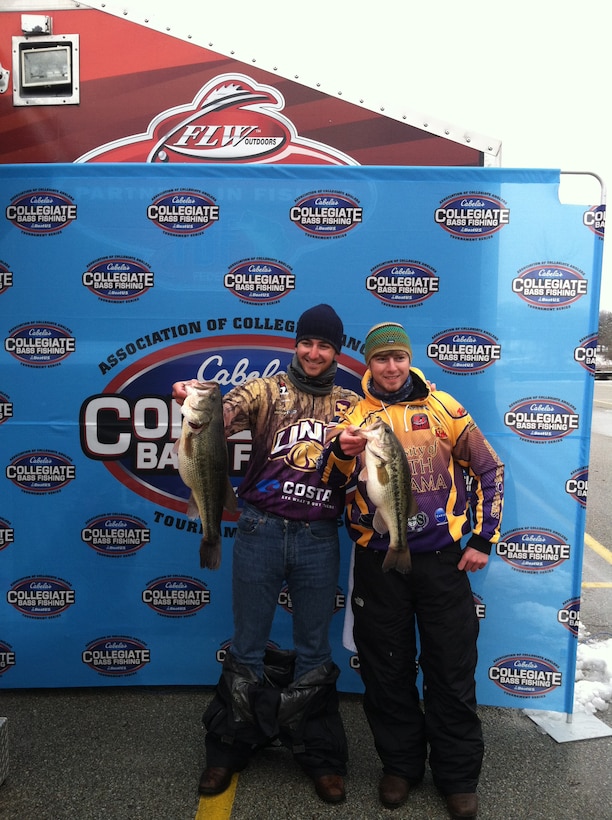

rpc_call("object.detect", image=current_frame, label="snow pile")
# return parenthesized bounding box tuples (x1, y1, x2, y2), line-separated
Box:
(574, 631, 612, 715)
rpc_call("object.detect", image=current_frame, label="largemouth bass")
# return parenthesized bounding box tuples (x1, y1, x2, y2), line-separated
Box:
(177, 381, 237, 570)
(358, 417, 418, 573)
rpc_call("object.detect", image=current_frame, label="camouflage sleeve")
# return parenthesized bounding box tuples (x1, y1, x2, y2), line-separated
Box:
(222, 380, 263, 437)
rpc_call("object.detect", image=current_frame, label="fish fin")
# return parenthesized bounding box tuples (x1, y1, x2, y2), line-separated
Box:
(358, 466, 369, 482)
(200, 538, 221, 570)
(372, 509, 388, 535)
(186, 493, 200, 520)
(408, 496, 419, 517)
(382, 548, 412, 574)
(224, 478, 238, 513)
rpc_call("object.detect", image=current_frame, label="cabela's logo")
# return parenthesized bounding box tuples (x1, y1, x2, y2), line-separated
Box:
(79, 334, 363, 512)
(504, 397, 579, 442)
(573, 333, 597, 375)
(5, 322, 76, 366)
(224, 259, 295, 303)
(7, 576, 75, 617)
(6, 190, 77, 234)
(82, 636, 151, 676)
(76, 74, 357, 166)
(290, 192, 363, 237)
(434, 192, 509, 239)
(488, 655, 562, 697)
(496, 528, 570, 571)
(82, 258, 154, 302)
(512, 262, 588, 308)
(81, 514, 151, 556)
(142, 576, 211, 616)
(366, 260, 439, 306)
(565, 467, 588, 507)
(427, 328, 500, 374)
(6, 450, 76, 494)
(0, 261, 13, 294)
(583, 203, 605, 238)
(147, 190, 219, 235)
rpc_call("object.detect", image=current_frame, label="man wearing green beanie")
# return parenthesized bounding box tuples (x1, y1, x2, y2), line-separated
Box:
(319, 321, 504, 819)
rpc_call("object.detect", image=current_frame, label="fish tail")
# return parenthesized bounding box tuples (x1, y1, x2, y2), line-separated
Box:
(199, 538, 221, 570)
(382, 547, 412, 574)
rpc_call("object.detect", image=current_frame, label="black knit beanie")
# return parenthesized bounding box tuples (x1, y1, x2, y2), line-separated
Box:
(295, 304, 343, 353)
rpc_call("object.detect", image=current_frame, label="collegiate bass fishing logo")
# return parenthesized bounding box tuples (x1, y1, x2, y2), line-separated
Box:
(7, 576, 75, 618)
(82, 258, 154, 302)
(434, 192, 509, 239)
(0, 261, 13, 294)
(496, 528, 571, 571)
(489, 655, 562, 697)
(81, 514, 151, 556)
(147, 190, 219, 235)
(290, 192, 363, 237)
(0, 517, 14, 551)
(6, 190, 77, 234)
(6, 450, 76, 494)
(574, 333, 598, 375)
(0, 641, 16, 676)
(82, 636, 151, 677)
(366, 260, 439, 306)
(5, 322, 76, 367)
(0, 393, 12, 426)
(142, 576, 211, 616)
(504, 397, 579, 442)
(565, 467, 588, 507)
(557, 597, 580, 636)
(427, 328, 501, 374)
(76, 74, 357, 166)
(583, 204, 605, 238)
(512, 262, 588, 308)
(224, 259, 295, 303)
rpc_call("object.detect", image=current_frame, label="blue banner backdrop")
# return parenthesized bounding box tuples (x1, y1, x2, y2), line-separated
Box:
(0, 164, 604, 713)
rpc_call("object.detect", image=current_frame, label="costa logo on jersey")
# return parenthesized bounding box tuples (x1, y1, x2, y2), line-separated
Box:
(6, 190, 76, 234)
(434, 192, 509, 238)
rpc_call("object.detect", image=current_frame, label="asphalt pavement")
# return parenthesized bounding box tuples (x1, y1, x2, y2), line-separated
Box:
(1, 383, 611, 820)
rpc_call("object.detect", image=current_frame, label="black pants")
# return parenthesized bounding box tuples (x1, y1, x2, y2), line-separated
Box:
(352, 544, 483, 795)
(203, 649, 348, 778)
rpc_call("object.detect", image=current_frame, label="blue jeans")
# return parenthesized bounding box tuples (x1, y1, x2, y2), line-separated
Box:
(230, 503, 340, 680)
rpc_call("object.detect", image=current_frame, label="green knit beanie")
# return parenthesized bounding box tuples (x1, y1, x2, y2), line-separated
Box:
(363, 322, 412, 364)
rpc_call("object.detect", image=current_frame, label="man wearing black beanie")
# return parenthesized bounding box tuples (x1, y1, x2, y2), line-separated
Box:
(172, 304, 357, 805)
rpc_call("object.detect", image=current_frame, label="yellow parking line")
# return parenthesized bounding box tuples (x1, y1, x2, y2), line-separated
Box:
(195, 774, 238, 819)
(584, 532, 612, 565)
(582, 582, 612, 588)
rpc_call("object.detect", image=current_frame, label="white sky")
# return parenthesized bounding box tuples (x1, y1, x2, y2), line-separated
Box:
(93, 0, 612, 311)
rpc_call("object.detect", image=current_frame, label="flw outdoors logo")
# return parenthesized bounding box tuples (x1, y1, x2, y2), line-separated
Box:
(77, 74, 357, 166)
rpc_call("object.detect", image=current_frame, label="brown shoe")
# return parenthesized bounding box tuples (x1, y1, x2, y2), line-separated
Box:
(379, 773, 411, 809)
(446, 792, 479, 818)
(198, 765, 233, 795)
(314, 774, 346, 804)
